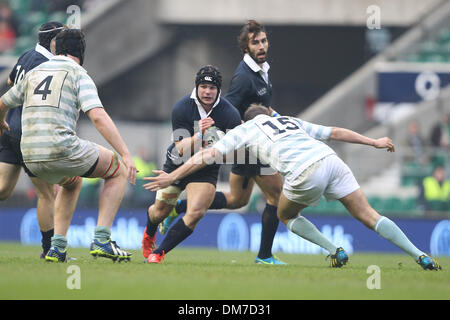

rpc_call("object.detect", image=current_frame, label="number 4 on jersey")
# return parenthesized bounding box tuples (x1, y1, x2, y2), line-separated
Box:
(34, 76, 53, 100)
(24, 70, 67, 109)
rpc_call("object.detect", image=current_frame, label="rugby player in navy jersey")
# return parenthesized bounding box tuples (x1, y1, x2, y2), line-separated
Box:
(0, 22, 64, 258)
(162, 20, 286, 265)
(142, 65, 241, 263)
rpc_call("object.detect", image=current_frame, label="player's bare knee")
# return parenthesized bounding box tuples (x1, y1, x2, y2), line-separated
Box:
(277, 211, 286, 222)
(351, 205, 379, 228)
(73, 177, 83, 192)
(230, 200, 247, 209)
(149, 201, 173, 223)
(101, 153, 126, 182)
(364, 208, 381, 229)
(265, 187, 282, 206)
(266, 194, 280, 207)
(227, 194, 250, 209)
(278, 216, 290, 226)
(153, 209, 170, 223)
(277, 210, 295, 225)
(0, 182, 13, 200)
(61, 176, 82, 191)
(32, 180, 56, 201)
(185, 208, 206, 223)
(34, 188, 56, 202)
(108, 160, 127, 181)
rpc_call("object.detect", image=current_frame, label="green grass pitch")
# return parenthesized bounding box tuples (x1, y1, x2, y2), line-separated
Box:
(0, 242, 449, 300)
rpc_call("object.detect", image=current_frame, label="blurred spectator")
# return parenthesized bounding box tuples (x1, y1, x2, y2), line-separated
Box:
(0, 1, 19, 35)
(30, 0, 47, 12)
(129, 147, 157, 207)
(430, 113, 450, 149)
(0, 20, 15, 52)
(46, 0, 83, 13)
(404, 120, 427, 165)
(419, 165, 450, 213)
(429, 113, 450, 167)
(0, 1, 18, 52)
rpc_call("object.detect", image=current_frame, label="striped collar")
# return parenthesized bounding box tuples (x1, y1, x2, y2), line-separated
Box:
(51, 55, 87, 71)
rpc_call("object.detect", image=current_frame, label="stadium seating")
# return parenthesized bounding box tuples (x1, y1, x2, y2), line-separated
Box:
(1, 0, 67, 57)
(301, 195, 422, 217)
(401, 161, 433, 187)
(405, 27, 450, 63)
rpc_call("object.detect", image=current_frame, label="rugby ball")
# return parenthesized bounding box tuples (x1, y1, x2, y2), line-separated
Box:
(203, 126, 225, 148)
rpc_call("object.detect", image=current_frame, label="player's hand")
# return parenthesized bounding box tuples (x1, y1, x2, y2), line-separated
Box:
(143, 170, 174, 191)
(122, 154, 137, 185)
(199, 117, 215, 135)
(268, 106, 280, 117)
(0, 120, 10, 136)
(373, 137, 395, 152)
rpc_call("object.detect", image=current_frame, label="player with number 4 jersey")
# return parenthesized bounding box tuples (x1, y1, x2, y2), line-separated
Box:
(0, 28, 137, 263)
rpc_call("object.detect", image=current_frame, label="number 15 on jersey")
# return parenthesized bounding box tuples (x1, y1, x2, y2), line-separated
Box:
(256, 116, 302, 141)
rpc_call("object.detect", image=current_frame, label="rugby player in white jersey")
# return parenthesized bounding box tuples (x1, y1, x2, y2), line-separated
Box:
(145, 104, 441, 270)
(0, 29, 137, 262)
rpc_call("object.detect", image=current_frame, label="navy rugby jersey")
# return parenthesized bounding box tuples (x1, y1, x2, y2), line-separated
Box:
(6, 44, 52, 139)
(225, 55, 272, 119)
(165, 89, 241, 171)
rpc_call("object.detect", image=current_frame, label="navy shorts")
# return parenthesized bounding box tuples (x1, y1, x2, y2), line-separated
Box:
(164, 162, 219, 191)
(231, 163, 270, 177)
(230, 149, 274, 178)
(0, 134, 36, 177)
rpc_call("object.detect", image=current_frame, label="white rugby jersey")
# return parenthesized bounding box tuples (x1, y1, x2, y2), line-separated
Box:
(1, 56, 103, 162)
(214, 114, 336, 183)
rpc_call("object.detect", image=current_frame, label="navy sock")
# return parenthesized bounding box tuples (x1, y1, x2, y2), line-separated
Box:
(153, 218, 193, 255)
(146, 214, 158, 237)
(175, 191, 227, 214)
(258, 204, 279, 259)
(210, 192, 227, 209)
(41, 229, 54, 255)
(175, 199, 187, 214)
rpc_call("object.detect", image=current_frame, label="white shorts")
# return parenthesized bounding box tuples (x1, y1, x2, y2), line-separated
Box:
(25, 139, 100, 185)
(282, 154, 360, 206)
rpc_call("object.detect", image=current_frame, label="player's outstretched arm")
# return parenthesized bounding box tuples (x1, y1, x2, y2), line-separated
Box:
(143, 147, 221, 191)
(87, 107, 137, 184)
(330, 127, 395, 152)
(0, 99, 11, 135)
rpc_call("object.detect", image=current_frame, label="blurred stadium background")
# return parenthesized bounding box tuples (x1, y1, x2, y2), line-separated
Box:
(0, 0, 449, 256)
